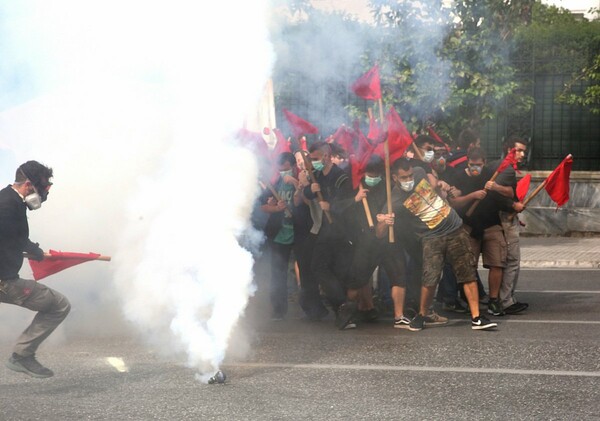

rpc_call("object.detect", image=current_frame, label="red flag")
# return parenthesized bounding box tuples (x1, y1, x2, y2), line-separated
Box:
(375, 107, 413, 164)
(367, 113, 383, 142)
(331, 125, 355, 156)
(545, 155, 573, 208)
(282, 109, 319, 138)
(237, 128, 269, 158)
(516, 173, 531, 202)
(350, 127, 376, 189)
(299, 136, 308, 152)
(427, 126, 451, 152)
(351, 65, 381, 101)
(270, 129, 292, 184)
(28, 250, 102, 281)
(496, 148, 519, 174)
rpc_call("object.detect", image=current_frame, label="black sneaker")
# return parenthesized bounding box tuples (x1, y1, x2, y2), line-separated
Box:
(359, 308, 380, 323)
(442, 301, 468, 313)
(471, 316, 498, 330)
(6, 353, 54, 378)
(408, 314, 425, 332)
(504, 302, 529, 315)
(393, 316, 411, 329)
(487, 299, 505, 316)
(335, 301, 358, 330)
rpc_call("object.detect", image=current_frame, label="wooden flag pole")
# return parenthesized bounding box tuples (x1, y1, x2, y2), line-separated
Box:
(378, 98, 395, 243)
(259, 180, 293, 218)
(300, 151, 334, 224)
(24, 253, 112, 261)
(360, 183, 375, 228)
(465, 171, 500, 217)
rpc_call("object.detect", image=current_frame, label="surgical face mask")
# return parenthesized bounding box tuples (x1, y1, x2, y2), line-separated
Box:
(279, 169, 293, 178)
(468, 165, 482, 177)
(422, 150, 434, 163)
(364, 175, 382, 187)
(24, 186, 43, 210)
(400, 180, 415, 192)
(312, 160, 324, 172)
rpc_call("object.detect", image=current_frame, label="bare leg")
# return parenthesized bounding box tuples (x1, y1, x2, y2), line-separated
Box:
(357, 284, 374, 311)
(418, 286, 436, 316)
(462, 280, 480, 318)
(391, 286, 406, 319)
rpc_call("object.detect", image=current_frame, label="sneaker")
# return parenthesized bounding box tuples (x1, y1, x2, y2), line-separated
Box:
(393, 316, 411, 329)
(471, 316, 498, 330)
(487, 299, 505, 316)
(504, 302, 529, 315)
(343, 320, 357, 330)
(6, 353, 54, 378)
(408, 314, 425, 332)
(335, 301, 358, 330)
(424, 311, 448, 326)
(360, 308, 379, 323)
(442, 301, 468, 313)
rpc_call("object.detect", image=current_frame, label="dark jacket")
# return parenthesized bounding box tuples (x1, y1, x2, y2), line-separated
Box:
(0, 185, 41, 280)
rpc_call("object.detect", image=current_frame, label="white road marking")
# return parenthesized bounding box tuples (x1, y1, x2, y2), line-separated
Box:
(226, 362, 600, 377)
(105, 357, 129, 373)
(516, 290, 600, 294)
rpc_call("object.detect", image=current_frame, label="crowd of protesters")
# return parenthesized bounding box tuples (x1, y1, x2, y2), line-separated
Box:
(255, 127, 530, 332)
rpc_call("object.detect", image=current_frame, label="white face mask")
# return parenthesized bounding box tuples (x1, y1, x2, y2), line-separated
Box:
(400, 180, 415, 192)
(422, 150, 435, 163)
(25, 189, 43, 210)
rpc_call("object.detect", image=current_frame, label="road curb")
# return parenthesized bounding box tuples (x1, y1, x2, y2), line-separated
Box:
(520, 260, 600, 269)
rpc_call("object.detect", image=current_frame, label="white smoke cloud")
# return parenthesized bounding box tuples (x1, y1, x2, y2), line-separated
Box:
(0, 0, 272, 380)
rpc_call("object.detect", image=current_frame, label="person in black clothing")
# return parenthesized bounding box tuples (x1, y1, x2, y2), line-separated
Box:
(303, 142, 356, 329)
(446, 128, 481, 172)
(0, 160, 71, 378)
(449, 148, 521, 316)
(347, 156, 409, 328)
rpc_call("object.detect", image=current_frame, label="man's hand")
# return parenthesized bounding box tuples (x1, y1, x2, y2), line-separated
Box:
(470, 190, 487, 200)
(513, 202, 525, 213)
(275, 200, 287, 212)
(376, 213, 395, 226)
(267, 197, 277, 207)
(311, 183, 321, 193)
(319, 201, 330, 211)
(355, 186, 368, 202)
(485, 180, 496, 191)
(29, 243, 44, 261)
(298, 171, 310, 186)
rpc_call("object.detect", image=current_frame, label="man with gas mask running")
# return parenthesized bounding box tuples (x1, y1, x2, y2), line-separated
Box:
(0, 160, 71, 378)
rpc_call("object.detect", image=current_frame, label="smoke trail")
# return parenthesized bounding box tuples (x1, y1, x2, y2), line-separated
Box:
(0, 1, 273, 380)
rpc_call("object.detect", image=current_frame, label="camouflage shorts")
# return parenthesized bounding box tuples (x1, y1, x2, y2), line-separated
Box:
(421, 228, 477, 287)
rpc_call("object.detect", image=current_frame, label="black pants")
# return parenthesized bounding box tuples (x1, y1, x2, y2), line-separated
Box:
(269, 240, 293, 318)
(295, 234, 327, 318)
(311, 236, 353, 311)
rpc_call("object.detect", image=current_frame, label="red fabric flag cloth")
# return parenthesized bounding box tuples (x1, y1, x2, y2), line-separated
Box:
(516, 173, 531, 202)
(350, 128, 376, 189)
(29, 250, 101, 281)
(299, 136, 308, 152)
(270, 129, 292, 184)
(496, 148, 519, 174)
(545, 155, 573, 208)
(367, 113, 383, 142)
(237, 128, 269, 158)
(427, 127, 451, 152)
(375, 106, 413, 164)
(282, 109, 319, 138)
(351, 65, 381, 101)
(331, 125, 355, 156)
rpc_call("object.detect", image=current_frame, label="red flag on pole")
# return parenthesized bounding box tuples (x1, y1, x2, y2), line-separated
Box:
(331, 125, 355, 156)
(351, 65, 382, 101)
(282, 109, 319, 138)
(270, 129, 292, 184)
(299, 136, 308, 152)
(350, 128, 376, 189)
(427, 126, 450, 152)
(496, 148, 519, 174)
(28, 250, 104, 281)
(545, 155, 573, 208)
(367, 113, 383, 142)
(375, 106, 413, 164)
(516, 173, 531, 202)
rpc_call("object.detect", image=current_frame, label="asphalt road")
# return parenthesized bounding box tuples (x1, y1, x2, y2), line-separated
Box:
(1, 268, 599, 420)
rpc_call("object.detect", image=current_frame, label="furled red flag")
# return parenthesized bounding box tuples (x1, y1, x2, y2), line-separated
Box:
(367, 113, 383, 142)
(375, 106, 413, 164)
(282, 109, 319, 138)
(496, 148, 519, 174)
(270, 129, 292, 184)
(28, 250, 103, 281)
(427, 126, 451, 152)
(350, 127, 376, 189)
(299, 136, 308, 152)
(516, 173, 531, 202)
(331, 125, 355, 156)
(351, 65, 381, 101)
(237, 128, 269, 158)
(545, 155, 573, 208)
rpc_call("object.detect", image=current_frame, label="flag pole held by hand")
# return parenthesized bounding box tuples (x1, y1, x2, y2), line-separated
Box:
(378, 98, 394, 243)
(260, 180, 293, 218)
(300, 151, 333, 224)
(360, 183, 374, 228)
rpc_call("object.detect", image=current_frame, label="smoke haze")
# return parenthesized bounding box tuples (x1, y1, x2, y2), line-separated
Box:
(0, 0, 273, 380)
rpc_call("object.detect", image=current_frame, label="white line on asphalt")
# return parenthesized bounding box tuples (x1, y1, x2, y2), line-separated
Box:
(226, 362, 600, 378)
(516, 290, 600, 294)
(499, 319, 600, 325)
